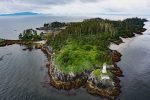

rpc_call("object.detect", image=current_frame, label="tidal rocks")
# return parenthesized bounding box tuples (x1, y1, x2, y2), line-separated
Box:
(0, 40, 34, 47)
(111, 67, 123, 77)
(49, 74, 88, 90)
(85, 51, 123, 99)
(136, 32, 143, 35)
(136, 28, 147, 35)
(140, 28, 147, 32)
(110, 64, 123, 77)
(49, 64, 88, 90)
(86, 63, 122, 100)
(111, 50, 122, 62)
(35, 43, 42, 49)
(48, 64, 88, 90)
(86, 81, 120, 100)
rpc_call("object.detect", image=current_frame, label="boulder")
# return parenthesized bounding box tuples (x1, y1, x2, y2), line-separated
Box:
(111, 50, 122, 62)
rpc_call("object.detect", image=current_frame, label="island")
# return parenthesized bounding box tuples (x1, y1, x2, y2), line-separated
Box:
(36, 21, 67, 30)
(0, 17, 147, 100)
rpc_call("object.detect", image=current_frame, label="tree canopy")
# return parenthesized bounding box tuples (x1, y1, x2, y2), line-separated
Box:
(47, 17, 146, 74)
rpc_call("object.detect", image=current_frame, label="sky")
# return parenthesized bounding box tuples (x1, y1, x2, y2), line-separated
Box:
(0, 0, 150, 16)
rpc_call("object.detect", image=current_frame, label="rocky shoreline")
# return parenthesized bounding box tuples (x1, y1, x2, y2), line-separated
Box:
(0, 29, 143, 100)
(86, 52, 122, 100)
(38, 42, 123, 100)
(0, 40, 33, 47)
(136, 28, 147, 35)
(0, 27, 145, 99)
(40, 45, 89, 89)
(0, 19, 146, 100)
(0, 39, 125, 100)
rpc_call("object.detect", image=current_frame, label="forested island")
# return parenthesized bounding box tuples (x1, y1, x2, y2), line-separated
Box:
(0, 17, 147, 99)
(36, 21, 67, 30)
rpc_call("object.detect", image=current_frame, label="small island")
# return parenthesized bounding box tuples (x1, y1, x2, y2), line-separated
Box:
(0, 17, 147, 100)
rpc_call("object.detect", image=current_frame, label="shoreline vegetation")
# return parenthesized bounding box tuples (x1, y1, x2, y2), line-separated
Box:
(0, 17, 148, 100)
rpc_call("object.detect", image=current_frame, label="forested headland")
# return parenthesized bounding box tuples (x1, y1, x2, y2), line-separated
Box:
(47, 17, 147, 74)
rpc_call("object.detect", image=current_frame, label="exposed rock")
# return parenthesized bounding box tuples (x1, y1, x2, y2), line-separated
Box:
(35, 43, 42, 49)
(110, 64, 123, 77)
(136, 28, 147, 35)
(111, 50, 122, 62)
(140, 28, 147, 32)
(136, 32, 143, 35)
(49, 71, 88, 90)
(86, 81, 120, 100)
(0, 40, 34, 47)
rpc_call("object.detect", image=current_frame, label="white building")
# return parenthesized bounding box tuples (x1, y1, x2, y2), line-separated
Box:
(101, 63, 110, 80)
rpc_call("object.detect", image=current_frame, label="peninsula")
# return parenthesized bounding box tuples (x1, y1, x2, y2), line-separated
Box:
(0, 17, 147, 100)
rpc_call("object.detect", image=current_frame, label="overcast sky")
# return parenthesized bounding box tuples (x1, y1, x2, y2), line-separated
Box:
(0, 0, 149, 15)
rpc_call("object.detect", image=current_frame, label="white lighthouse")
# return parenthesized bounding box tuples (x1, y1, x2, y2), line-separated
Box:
(102, 63, 107, 73)
(101, 63, 110, 80)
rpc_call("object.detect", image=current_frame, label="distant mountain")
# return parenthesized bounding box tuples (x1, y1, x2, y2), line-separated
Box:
(0, 12, 39, 16)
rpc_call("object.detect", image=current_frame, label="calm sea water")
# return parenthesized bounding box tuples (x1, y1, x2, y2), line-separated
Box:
(117, 18, 150, 100)
(0, 15, 85, 39)
(0, 15, 150, 100)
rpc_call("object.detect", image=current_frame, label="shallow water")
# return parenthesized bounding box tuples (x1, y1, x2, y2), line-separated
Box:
(0, 15, 150, 100)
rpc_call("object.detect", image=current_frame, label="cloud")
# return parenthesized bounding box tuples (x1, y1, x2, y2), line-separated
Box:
(16, 0, 74, 5)
(0, 0, 149, 15)
(79, 0, 99, 3)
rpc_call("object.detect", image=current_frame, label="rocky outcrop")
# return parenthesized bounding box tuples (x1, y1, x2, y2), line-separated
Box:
(85, 50, 123, 99)
(140, 28, 147, 32)
(49, 71, 88, 90)
(110, 63, 123, 77)
(41, 45, 89, 90)
(136, 28, 147, 35)
(136, 32, 143, 35)
(35, 43, 42, 49)
(111, 50, 122, 62)
(86, 80, 120, 100)
(46, 62, 88, 90)
(0, 40, 33, 47)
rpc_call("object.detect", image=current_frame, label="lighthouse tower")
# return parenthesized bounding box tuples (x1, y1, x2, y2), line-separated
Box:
(101, 63, 110, 80)
(102, 63, 107, 73)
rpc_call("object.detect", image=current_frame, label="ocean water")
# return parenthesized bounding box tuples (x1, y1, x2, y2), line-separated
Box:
(0, 15, 150, 100)
(0, 45, 102, 100)
(0, 15, 85, 39)
(117, 18, 150, 100)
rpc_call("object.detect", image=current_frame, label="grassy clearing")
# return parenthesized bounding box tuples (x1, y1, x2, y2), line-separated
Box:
(54, 40, 112, 74)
